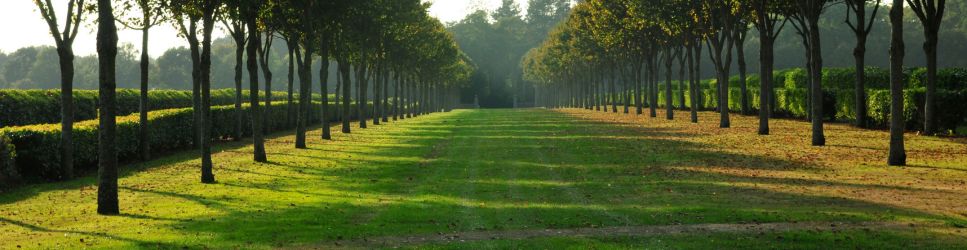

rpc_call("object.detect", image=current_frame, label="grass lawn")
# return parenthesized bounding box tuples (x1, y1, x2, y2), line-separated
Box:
(1, 108, 966, 249)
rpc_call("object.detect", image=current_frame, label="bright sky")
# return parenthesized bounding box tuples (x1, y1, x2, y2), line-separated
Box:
(0, 0, 526, 57)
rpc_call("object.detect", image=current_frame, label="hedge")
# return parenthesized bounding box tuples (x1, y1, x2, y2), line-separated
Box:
(637, 83, 966, 134)
(0, 135, 17, 188)
(908, 67, 967, 90)
(1, 101, 373, 182)
(0, 89, 314, 128)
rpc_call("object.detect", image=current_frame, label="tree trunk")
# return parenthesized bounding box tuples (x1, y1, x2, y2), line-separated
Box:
(294, 48, 307, 147)
(635, 60, 643, 115)
(808, 17, 826, 146)
(688, 43, 699, 123)
(923, 32, 938, 135)
(610, 65, 617, 113)
(96, 0, 119, 215)
(382, 68, 389, 122)
(373, 62, 382, 125)
(393, 72, 400, 121)
(287, 45, 295, 127)
(200, 7, 215, 183)
(57, 48, 74, 180)
(340, 59, 352, 133)
(189, 21, 201, 151)
(233, 31, 245, 141)
(648, 56, 658, 117)
(759, 31, 775, 135)
(737, 30, 749, 115)
(319, 43, 331, 140)
(678, 48, 686, 110)
(888, 0, 906, 166)
(259, 35, 273, 134)
(622, 65, 630, 114)
(138, 27, 151, 161)
(694, 41, 704, 110)
(665, 50, 674, 120)
(247, 20, 266, 162)
(357, 59, 368, 129)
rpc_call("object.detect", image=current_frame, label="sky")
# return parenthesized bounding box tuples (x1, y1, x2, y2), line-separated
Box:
(0, 0, 526, 58)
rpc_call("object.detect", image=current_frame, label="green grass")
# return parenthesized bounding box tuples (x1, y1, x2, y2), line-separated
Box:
(0, 109, 965, 249)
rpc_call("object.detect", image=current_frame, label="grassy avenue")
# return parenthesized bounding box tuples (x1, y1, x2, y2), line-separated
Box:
(1, 109, 966, 249)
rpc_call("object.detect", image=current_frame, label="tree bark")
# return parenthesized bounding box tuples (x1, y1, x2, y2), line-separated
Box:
(319, 40, 332, 140)
(808, 14, 826, 146)
(287, 44, 295, 127)
(58, 48, 74, 180)
(382, 68, 390, 122)
(200, 5, 215, 183)
(357, 59, 368, 129)
(688, 43, 699, 123)
(665, 49, 674, 120)
(96, 0, 119, 215)
(677, 47, 686, 110)
(259, 34, 274, 134)
(736, 26, 749, 115)
(138, 24, 151, 161)
(889, 0, 906, 165)
(648, 55, 658, 118)
(232, 24, 245, 141)
(340, 59, 352, 132)
(759, 33, 775, 135)
(246, 18, 266, 162)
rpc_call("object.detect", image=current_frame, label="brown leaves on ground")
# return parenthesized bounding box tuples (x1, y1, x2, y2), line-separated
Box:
(558, 108, 967, 221)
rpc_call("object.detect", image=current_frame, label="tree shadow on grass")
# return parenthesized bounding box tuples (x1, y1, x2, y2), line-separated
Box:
(2, 109, 964, 248)
(0, 125, 324, 205)
(159, 109, 965, 248)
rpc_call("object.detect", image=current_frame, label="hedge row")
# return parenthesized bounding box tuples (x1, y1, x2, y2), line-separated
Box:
(0, 89, 315, 127)
(704, 67, 967, 91)
(0, 135, 16, 188)
(0, 102, 373, 182)
(642, 86, 967, 134)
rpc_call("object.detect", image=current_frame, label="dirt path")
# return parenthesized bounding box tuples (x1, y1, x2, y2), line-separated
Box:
(297, 221, 928, 249)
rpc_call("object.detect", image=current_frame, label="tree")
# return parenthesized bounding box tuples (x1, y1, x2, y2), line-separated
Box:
(118, 0, 167, 160)
(703, 0, 739, 128)
(198, 0, 219, 183)
(243, 0, 266, 162)
(734, 7, 751, 116)
(790, 0, 835, 146)
(888, 0, 906, 166)
(96, 0, 120, 215)
(222, 1, 247, 141)
(845, 0, 881, 128)
(168, 0, 203, 153)
(906, 0, 946, 135)
(751, 0, 790, 135)
(33, 0, 86, 180)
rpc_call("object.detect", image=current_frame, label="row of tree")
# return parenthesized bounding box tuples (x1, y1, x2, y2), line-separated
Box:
(32, 0, 472, 215)
(522, 0, 946, 166)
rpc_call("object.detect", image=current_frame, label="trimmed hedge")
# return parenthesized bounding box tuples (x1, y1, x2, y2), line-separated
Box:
(645, 84, 966, 134)
(0, 89, 310, 128)
(0, 135, 17, 187)
(1, 102, 372, 182)
(909, 67, 967, 90)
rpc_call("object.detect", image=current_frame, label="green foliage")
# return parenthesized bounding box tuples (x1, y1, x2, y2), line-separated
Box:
(0, 135, 17, 188)
(1, 102, 371, 182)
(0, 89, 305, 127)
(909, 67, 967, 89)
(783, 68, 808, 89)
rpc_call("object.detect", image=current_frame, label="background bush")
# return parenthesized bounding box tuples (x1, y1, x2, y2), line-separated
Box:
(0, 135, 17, 188)
(1, 102, 372, 182)
(634, 66, 967, 134)
(0, 89, 314, 127)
